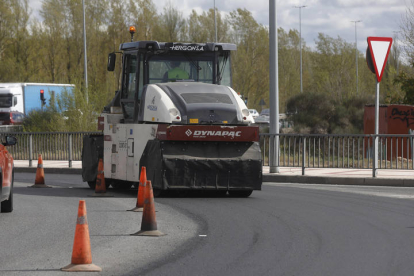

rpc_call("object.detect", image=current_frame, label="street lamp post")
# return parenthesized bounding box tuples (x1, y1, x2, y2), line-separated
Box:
(269, 0, 280, 173)
(82, 0, 88, 104)
(214, 0, 217, 42)
(294, 5, 306, 93)
(351, 20, 361, 96)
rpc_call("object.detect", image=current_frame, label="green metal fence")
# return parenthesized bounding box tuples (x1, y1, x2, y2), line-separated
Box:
(1, 132, 101, 166)
(260, 133, 414, 172)
(4, 132, 414, 173)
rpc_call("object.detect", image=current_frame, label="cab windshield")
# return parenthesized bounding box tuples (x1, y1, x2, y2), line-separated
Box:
(148, 55, 214, 84)
(0, 95, 13, 107)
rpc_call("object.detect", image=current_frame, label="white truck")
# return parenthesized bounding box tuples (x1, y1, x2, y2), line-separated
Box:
(0, 83, 75, 114)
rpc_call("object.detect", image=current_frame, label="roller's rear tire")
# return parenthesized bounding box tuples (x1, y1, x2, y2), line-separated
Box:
(153, 189, 165, 198)
(216, 190, 228, 197)
(87, 181, 96, 189)
(87, 178, 111, 190)
(228, 190, 253, 198)
(111, 180, 132, 190)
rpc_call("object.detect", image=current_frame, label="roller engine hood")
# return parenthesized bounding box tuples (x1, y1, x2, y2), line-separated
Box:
(151, 82, 242, 125)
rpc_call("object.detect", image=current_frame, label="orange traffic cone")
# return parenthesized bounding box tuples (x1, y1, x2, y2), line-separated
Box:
(88, 158, 113, 197)
(131, 180, 165, 237)
(61, 200, 102, 272)
(128, 167, 146, 212)
(29, 154, 51, 188)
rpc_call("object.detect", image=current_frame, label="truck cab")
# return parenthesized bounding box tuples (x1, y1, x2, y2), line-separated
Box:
(0, 86, 22, 113)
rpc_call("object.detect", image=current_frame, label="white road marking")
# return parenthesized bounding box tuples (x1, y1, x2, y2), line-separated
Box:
(265, 183, 414, 199)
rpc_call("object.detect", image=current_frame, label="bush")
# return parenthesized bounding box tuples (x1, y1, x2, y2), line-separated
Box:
(286, 93, 374, 134)
(23, 109, 66, 132)
(23, 108, 99, 132)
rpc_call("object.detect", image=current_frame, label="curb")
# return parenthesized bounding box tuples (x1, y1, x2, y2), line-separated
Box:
(263, 174, 414, 187)
(15, 167, 82, 175)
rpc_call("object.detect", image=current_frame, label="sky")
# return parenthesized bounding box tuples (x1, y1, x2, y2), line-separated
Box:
(27, 0, 408, 53)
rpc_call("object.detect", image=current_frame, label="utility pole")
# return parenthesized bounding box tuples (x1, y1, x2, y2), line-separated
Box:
(82, 0, 88, 104)
(294, 5, 306, 93)
(351, 20, 361, 96)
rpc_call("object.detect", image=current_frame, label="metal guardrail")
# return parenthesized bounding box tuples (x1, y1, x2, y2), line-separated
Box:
(1, 132, 101, 167)
(0, 125, 23, 133)
(260, 133, 414, 174)
(2, 132, 413, 173)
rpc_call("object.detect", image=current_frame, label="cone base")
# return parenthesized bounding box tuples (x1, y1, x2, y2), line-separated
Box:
(127, 206, 143, 212)
(131, 230, 166, 237)
(28, 184, 52, 188)
(88, 193, 114, 197)
(61, 263, 102, 272)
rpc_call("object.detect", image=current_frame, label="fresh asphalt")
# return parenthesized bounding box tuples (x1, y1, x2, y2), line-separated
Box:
(138, 183, 414, 276)
(5, 161, 414, 275)
(3, 173, 414, 275)
(13, 160, 414, 187)
(1, 173, 199, 276)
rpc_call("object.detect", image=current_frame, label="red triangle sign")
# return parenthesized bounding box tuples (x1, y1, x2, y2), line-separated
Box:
(367, 37, 393, 82)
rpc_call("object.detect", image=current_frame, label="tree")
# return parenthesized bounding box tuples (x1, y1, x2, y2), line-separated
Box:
(0, 0, 31, 82)
(228, 8, 269, 110)
(286, 92, 374, 134)
(84, 0, 110, 99)
(393, 67, 414, 104)
(287, 92, 335, 134)
(277, 28, 308, 112)
(311, 33, 355, 100)
(106, 0, 129, 95)
(187, 8, 229, 43)
(0, 0, 13, 65)
(400, 0, 414, 63)
(154, 1, 185, 42)
(129, 0, 158, 41)
(23, 109, 65, 132)
(39, 0, 67, 82)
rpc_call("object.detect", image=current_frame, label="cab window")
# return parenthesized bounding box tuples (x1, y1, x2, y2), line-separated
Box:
(138, 54, 144, 101)
(147, 56, 214, 84)
(218, 54, 231, 87)
(121, 53, 137, 120)
(123, 54, 137, 100)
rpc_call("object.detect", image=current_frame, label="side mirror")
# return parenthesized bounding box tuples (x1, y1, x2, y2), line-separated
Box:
(107, 53, 116, 71)
(3, 136, 17, 146)
(13, 96, 17, 106)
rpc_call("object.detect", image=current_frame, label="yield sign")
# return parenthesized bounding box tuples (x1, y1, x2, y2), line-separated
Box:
(367, 37, 393, 82)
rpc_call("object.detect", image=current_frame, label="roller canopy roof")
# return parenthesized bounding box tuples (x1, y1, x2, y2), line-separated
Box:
(120, 41, 237, 51)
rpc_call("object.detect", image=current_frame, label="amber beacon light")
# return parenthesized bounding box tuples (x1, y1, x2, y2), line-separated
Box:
(129, 26, 136, 42)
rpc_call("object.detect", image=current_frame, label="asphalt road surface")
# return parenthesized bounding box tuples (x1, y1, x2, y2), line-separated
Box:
(2, 173, 414, 275)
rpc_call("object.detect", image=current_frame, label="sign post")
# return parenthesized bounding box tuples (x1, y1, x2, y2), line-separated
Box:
(366, 37, 392, 177)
